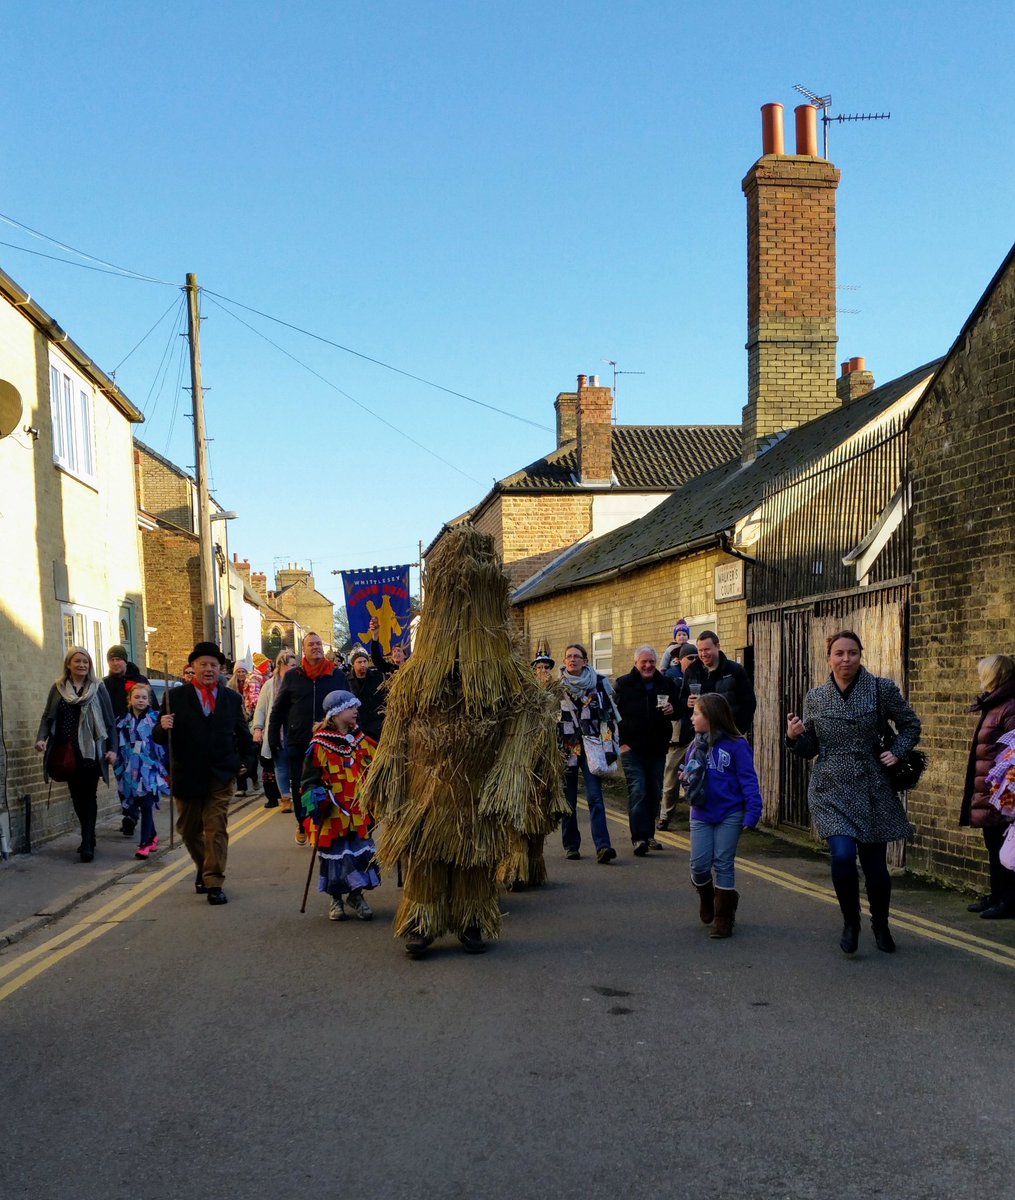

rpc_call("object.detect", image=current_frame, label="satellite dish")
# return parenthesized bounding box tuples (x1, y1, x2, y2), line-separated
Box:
(0, 381, 24, 439)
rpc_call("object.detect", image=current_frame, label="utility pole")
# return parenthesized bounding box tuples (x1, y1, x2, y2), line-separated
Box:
(186, 273, 217, 642)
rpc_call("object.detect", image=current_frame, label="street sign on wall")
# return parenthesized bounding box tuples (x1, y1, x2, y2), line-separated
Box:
(715, 559, 745, 603)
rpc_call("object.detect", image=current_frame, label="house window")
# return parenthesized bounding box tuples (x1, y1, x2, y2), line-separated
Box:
(49, 354, 96, 485)
(591, 631, 613, 676)
(60, 603, 108, 666)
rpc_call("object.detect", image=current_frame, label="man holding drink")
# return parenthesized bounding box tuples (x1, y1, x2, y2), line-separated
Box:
(679, 631, 757, 733)
(614, 646, 682, 856)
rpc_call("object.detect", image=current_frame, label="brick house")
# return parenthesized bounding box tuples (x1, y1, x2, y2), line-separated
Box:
(514, 102, 871, 674)
(426, 373, 740, 592)
(0, 265, 145, 848)
(905, 242, 1015, 889)
(134, 439, 237, 676)
(269, 565, 335, 651)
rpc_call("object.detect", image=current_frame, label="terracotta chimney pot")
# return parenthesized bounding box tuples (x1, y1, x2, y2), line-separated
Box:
(761, 103, 785, 155)
(795, 104, 818, 156)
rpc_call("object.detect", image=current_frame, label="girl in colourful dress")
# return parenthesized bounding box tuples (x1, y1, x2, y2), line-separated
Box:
(114, 682, 169, 859)
(299, 690, 380, 921)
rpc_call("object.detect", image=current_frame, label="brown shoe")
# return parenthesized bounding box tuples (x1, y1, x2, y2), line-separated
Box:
(693, 878, 715, 924)
(279, 796, 293, 813)
(710, 888, 739, 938)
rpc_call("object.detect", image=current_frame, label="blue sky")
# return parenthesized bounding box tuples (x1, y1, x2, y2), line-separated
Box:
(3, 2, 1012, 600)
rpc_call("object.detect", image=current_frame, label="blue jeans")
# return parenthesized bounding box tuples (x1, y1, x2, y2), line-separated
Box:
(622, 749, 666, 843)
(561, 760, 612, 853)
(690, 807, 745, 890)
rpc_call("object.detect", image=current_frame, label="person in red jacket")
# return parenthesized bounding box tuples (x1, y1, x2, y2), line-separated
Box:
(961, 654, 1015, 919)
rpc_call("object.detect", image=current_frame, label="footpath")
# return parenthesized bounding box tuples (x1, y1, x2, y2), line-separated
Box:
(0, 788, 263, 949)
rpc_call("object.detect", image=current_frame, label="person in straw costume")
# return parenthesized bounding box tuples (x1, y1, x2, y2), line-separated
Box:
(361, 525, 564, 958)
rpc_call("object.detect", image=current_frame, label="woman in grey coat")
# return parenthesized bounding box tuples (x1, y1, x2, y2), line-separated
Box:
(786, 630, 921, 955)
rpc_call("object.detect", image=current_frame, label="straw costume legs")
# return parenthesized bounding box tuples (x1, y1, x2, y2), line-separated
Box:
(395, 857, 501, 942)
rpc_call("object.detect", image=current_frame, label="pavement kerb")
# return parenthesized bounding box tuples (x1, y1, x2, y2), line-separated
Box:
(0, 792, 263, 951)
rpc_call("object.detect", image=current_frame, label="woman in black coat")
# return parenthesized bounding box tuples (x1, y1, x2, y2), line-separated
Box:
(960, 655, 1015, 920)
(36, 646, 116, 862)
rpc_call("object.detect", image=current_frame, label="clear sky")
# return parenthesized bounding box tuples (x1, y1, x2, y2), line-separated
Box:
(3, 1, 1012, 604)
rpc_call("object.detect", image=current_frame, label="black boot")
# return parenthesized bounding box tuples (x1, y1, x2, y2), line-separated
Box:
(866, 871, 895, 953)
(833, 871, 862, 955)
(458, 926, 487, 954)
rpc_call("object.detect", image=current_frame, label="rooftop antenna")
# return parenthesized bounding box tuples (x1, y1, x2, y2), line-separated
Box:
(603, 359, 645, 423)
(793, 85, 890, 159)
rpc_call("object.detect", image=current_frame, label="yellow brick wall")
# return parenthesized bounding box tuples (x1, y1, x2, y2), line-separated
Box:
(517, 549, 747, 675)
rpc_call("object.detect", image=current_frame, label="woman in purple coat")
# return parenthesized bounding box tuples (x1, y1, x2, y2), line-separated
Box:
(961, 655, 1015, 920)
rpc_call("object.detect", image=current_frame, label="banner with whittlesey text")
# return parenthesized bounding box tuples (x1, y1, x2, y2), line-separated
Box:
(341, 565, 411, 657)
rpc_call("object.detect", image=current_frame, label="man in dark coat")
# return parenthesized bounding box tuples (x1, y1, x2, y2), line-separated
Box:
(155, 641, 253, 905)
(267, 632, 348, 843)
(679, 630, 757, 733)
(103, 644, 155, 720)
(614, 646, 680, 856)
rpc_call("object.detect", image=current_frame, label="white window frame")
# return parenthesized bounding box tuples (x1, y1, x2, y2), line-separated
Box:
(60, 602, 109, 666)
(49, 352, 97, 485)
(591, 631, 613, 677)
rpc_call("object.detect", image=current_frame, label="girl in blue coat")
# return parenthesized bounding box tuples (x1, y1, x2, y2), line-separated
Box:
(683, 693, 762, 938)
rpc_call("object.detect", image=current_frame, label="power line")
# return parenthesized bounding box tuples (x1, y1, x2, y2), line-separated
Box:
(143, 300, 188, 419)
(0, 211, 176, 286)
(201, 285, 551, 432)
(204, 294, 485, 484)
(111, 294, 186, 375)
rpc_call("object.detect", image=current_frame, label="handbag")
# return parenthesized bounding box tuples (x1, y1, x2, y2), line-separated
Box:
(582, 734, 618, 778)
(47, 739, 78, 782)
(874, 678, 927, 792)
(1000, 824, 1015, 873)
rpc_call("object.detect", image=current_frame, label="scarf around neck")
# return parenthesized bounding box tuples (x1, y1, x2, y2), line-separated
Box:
(56, 677, 106, 760)
(302, 656, 333, 681)
(560, 664, 598, 701)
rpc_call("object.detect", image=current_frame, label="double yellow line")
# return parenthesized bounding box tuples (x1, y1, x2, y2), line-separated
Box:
(0, 804, 279, 1003)
(621, 818, 1015, 970)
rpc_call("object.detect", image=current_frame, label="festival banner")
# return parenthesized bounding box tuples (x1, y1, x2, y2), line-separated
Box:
(341, 564, 412, 657)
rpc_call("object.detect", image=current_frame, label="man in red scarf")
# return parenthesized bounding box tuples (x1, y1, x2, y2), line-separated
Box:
(155, 641, 254, 904)
(267, 632, 349, 844)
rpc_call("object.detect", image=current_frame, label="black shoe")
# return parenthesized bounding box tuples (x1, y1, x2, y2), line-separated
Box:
(839, 923, 860, 954)
(872, 924, 896, 953)
(632, 841, 649, 857)
(263, 798, 279, 809)
(980, 900, 1015, 920)
(405, 932, 432, 959)
(565, 848, 581, 860)
(967, 894, 994, 913)
(458, 926, 487, 954)
(195, 872, 209, 895)
(120, 817, 135, 837)
(648, 838, 663, 850)
(596, 846, 617, 864)
(206, 887, 228, 905)
(79, 850, 94, 863)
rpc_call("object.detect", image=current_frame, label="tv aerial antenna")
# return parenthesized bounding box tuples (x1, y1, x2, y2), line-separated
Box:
(793, 85, 890, 159)
(603, 359, 645, 423)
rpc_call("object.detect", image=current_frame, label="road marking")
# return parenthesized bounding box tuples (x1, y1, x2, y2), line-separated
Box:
(614, 817, 1015, 969)
(0, 806, 281, 1003)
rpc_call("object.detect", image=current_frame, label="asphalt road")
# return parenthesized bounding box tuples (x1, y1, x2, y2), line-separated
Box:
(1, 805, 1013, 1200)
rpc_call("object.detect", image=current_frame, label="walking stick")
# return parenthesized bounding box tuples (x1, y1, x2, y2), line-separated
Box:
(300, 818, 321, 914)
(161, 652, 176, 850)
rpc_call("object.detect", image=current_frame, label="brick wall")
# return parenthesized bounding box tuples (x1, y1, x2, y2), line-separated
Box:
(499, 494, 593, 589)
(140, 525, 203, 677)
(742, 155, 841, 459)
(135, 444, 195, 531)
(518, 548, 746, 677)
(907, 253, 1015, 889)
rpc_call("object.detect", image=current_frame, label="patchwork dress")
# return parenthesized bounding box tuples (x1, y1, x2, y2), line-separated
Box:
(300, 728, 380, 898)
(114, 710, 169, 847)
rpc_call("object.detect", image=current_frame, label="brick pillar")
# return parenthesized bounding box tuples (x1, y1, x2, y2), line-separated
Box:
(741, 103, 841, 463)
(576, 374, 613, 484)
(554, 390, 578, 446)
(836, 357, 875, 404)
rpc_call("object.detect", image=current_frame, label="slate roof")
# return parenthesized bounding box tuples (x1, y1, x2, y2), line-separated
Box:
(502, 425, 742, 491)
(513, 361, 941, 604)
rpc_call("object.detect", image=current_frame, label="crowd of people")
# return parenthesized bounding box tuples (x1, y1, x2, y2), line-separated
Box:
(32, 606, 1015, 954)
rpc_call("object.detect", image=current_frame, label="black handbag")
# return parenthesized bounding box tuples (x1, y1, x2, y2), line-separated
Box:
(875, 678, 927, 791)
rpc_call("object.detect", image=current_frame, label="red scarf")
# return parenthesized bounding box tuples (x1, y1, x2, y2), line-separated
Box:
(302, 656, 333, 681)
(198, 684, 217, 713)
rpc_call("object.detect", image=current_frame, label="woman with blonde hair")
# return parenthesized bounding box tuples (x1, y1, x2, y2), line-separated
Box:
(961, 654, 1015, 919)
(35, 646, 116, 862)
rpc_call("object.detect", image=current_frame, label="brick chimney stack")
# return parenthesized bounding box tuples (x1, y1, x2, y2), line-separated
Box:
(576, 373, 614, 485)
(836, 357, 875, 404)
(741, 102, 842, 463)
(554, 390, 579, 446)
(250, 571, 268, 602)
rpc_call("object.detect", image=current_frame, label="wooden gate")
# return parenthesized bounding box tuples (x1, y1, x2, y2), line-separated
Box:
(780, 607, 813, 827)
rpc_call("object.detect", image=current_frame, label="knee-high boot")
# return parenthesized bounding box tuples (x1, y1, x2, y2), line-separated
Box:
(866, 873, 896, 953)
(833, 871, 862, 954)
(692, 874, 715, 925)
